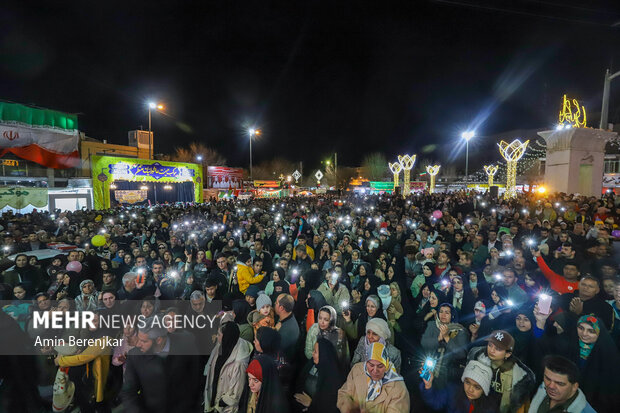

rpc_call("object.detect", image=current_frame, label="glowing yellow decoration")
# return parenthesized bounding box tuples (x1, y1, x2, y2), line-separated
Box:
(388, 162, 402, 189)
(483, 165, 498, 187)
(498, 139, 529, 199)
(398, 154, 416, 196)
(426, 165, 441, 194)
(558, 94, 586, 128)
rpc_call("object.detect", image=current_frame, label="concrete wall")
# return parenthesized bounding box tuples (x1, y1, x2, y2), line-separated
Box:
(538, 128, 617, 196)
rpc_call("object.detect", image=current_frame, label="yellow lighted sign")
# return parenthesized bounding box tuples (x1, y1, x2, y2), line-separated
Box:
(1, 159, 19, 167)
(558, 94, 586, 128)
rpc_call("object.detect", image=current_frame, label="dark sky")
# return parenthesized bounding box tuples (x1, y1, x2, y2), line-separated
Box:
(2, 1, 620, 171)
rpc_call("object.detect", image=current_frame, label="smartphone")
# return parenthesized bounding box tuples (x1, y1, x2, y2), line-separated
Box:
(538, 294, 552, 315)
(420, 358, 436, 381)
(137, 274, 145, 284)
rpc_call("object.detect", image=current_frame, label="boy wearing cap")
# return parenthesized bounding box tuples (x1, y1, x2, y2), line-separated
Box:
(468, 330, 536, 413)
(420, 360, 499, 412)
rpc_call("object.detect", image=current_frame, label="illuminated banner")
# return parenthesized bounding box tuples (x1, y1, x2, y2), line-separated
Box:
(410, 181, 427, 191)
(114, 190, 148, 204)
(207, 166, 243, 189)
(253, 180, 280, 188)
(109, 162, 194, 180)
(370, 181, 394, 190)
(91, 155, 203, 210)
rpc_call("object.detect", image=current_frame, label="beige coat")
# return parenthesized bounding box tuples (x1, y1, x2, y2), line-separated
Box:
(337, 362, 409, 413)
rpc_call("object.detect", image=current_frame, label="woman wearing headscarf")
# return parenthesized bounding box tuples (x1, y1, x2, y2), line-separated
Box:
(293, 338, 346, 413)
(203, 322, 253, 413)
(351, 318, 402, 372)
(343, 295, 391, 343)
(317, 270, 350, 314)
(239, 355, 289, 413)
(413, 287, 446, 340)
(446, 274, 476, 324)
(410, 261, 439, 299)
(351, 262, 371, 291)
(252, 326, 293, 396)
(359, 274, 382, 301)
(232, 299, 254, 343)
(550, 314, 620, 413)
(337, 342, 410, 413)
(304, 305, 349, 367)
(75, 279, 99, 312)
(1, 253, 43, 295)
(421, 303, 469, 389)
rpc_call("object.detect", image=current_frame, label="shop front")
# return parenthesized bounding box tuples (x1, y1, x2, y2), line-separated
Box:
(91, 155, 203, 209)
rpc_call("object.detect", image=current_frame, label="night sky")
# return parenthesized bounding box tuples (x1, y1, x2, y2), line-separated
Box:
(2, 1, 620, 171)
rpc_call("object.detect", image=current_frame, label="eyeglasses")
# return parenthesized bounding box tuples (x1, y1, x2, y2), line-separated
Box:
(158, 246, 166, 249)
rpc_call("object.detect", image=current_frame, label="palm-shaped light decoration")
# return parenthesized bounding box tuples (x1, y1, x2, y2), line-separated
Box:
(483, 165, 499, 187)
(388, 162, 402, 190)
(498, 139, 529, 199)
(398, 154, 416, 196)
(426, 165, 441, 194)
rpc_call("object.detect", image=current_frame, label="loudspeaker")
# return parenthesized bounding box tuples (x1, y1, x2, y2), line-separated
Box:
(489, 185, 499, 199)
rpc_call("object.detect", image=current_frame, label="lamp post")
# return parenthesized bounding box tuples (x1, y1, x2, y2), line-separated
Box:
(148, 102, 164, 160)
(461, 131, 475, 188)
(248, 128, 261, 181)
(600, 69, 620, 130)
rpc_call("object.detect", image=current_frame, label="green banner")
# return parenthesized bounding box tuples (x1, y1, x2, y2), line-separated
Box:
(0, 102, 77, 130)
(91, 155, 203, 209)
(0, 187, 48, 209)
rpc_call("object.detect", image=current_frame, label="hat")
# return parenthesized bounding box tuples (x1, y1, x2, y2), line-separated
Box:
(366, 318, 391, 340)
(245, 285, 260, 298)
(486, 330, 515, 352)
(256, 293, 272, 311)
(474, 301, 486, 312)
(246, 358, 263, 382)
(238, 252, 252, 264)
(462, 361, 493, 396)
(377, 284, 390, 299)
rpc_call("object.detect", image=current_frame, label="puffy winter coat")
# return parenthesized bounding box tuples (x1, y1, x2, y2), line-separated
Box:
(236, 263, 264, 295)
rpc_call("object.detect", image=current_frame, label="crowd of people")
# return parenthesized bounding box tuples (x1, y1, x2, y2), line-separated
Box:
(1, 190, 619, 413)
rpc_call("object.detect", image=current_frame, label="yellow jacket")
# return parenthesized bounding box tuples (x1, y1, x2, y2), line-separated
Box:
(57, 336, 112, 402)
(292, 244, 315, 261)
(237, 263, 264, 294)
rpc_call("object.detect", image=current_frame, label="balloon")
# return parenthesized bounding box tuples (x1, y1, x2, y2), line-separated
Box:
(612, 230, 620, 238)
(66, 261, 82, 273)
(91, 235, 106, 247)
(432, 210, 443, 219)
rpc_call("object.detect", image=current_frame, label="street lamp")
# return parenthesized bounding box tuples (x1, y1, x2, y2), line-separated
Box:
(249, 128, 261, 180)
(461, 131, 475, 187)
(196, 155, 203, 162)
(600, 69, 620, 129)
(148, 102, 164, 160)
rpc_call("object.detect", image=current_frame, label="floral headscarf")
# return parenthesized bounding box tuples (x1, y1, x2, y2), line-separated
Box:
(364, 342, 403, 401)
(578, 314, 600, 360)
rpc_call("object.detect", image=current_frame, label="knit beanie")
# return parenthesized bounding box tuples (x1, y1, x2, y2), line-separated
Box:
(256, 293, 272, 311)
(462, 360, 493, 395)
(366, 318, 391, 340)
(246, 358, 263, 382)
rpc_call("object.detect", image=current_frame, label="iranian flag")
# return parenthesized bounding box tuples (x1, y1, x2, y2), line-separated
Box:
(0, 102, 79, 169)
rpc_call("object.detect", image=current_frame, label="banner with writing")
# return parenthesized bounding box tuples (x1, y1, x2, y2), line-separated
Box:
(0, 187, 48, 209)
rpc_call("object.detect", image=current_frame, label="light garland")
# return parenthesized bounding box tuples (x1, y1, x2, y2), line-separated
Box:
(398, 154, 416, 196)
(483, 165, 498, 186)
(426, 165, 441, 194)
(388, 162, 402, 190)
(498, 139, 529, 199)
(558, 94, 586, 128)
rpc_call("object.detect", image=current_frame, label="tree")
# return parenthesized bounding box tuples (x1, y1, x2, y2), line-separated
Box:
(362, 152, 388, 181)
(171, 142, 227, 166)
(252, 158, 297, 180)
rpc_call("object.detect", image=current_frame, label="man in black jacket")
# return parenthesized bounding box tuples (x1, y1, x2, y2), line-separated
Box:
(559, 275, 615, 331)
(121, 317, 202, 413)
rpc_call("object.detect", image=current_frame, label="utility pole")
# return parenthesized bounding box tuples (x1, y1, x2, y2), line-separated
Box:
(334, 152, 338, 190)
(600, 69, 620, 130)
